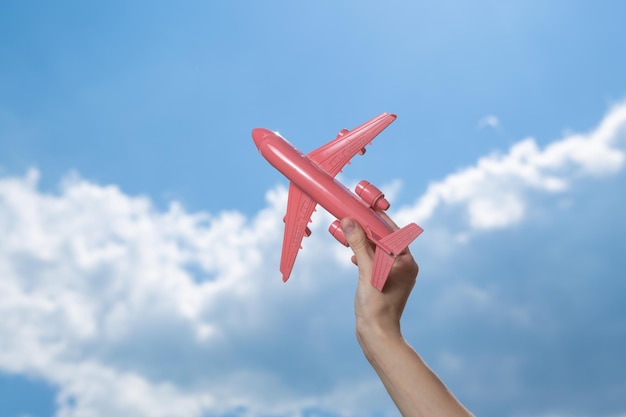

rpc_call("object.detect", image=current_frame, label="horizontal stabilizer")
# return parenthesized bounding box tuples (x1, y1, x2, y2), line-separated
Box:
(371, 223, 423, 291)
(379, 223, 423, 255)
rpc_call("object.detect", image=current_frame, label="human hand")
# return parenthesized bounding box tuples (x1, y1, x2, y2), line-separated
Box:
(341, 216, 475, 417)
(340, 213, 419, 343)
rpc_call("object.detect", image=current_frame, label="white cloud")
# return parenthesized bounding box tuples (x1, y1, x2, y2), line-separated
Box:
(0, 171, 259, 414)
(478, 114, 500, 129)
(396, 101, 626, 234)
(0, 168, 387, 417)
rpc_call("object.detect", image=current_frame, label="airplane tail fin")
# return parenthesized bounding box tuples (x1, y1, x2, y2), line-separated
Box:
(371, 223, 423, 291)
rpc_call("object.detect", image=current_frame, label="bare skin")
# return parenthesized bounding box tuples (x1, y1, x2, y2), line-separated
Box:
(341, 214, 474, 417)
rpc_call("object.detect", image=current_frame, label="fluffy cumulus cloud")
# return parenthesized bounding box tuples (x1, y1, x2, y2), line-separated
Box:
(1, 102, 626, 417)
(397, 102, 626, 233)
(0, 168, 388, 417)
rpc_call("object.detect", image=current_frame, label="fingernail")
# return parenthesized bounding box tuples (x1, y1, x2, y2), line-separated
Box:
(341, 218, 355, 234)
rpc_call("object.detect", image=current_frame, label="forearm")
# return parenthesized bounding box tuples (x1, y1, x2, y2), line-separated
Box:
(357, 324, 473, 417)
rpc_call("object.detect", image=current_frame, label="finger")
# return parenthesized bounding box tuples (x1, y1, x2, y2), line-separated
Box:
(341, 218, 374, 267)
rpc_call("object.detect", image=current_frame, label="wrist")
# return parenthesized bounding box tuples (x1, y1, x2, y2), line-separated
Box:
(356, 317, 403, 360)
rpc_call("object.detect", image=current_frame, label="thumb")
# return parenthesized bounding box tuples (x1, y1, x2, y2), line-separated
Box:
(341, 218, 374, 265)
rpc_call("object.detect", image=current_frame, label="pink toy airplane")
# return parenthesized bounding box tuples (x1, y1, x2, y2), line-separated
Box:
(252, 113, 423, 291)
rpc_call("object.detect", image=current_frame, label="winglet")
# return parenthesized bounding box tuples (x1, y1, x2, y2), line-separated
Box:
(371, 223, 423, 291)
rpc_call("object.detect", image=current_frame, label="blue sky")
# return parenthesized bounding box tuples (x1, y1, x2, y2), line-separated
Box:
(0, 1, 625, 417)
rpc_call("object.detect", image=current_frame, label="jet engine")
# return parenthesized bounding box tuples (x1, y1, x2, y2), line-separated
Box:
(328, 220, 349, 247)
(355, 180, 390, 211)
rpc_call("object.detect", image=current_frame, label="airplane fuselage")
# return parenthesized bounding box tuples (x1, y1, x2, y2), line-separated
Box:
(254, 129, 395, 245)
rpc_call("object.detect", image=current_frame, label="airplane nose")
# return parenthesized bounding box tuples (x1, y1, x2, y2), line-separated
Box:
(252, 128, 272, 150)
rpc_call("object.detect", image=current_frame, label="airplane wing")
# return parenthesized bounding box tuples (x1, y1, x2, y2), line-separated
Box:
(280, 182, 318, 282)
(306, 113, 397, 178)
